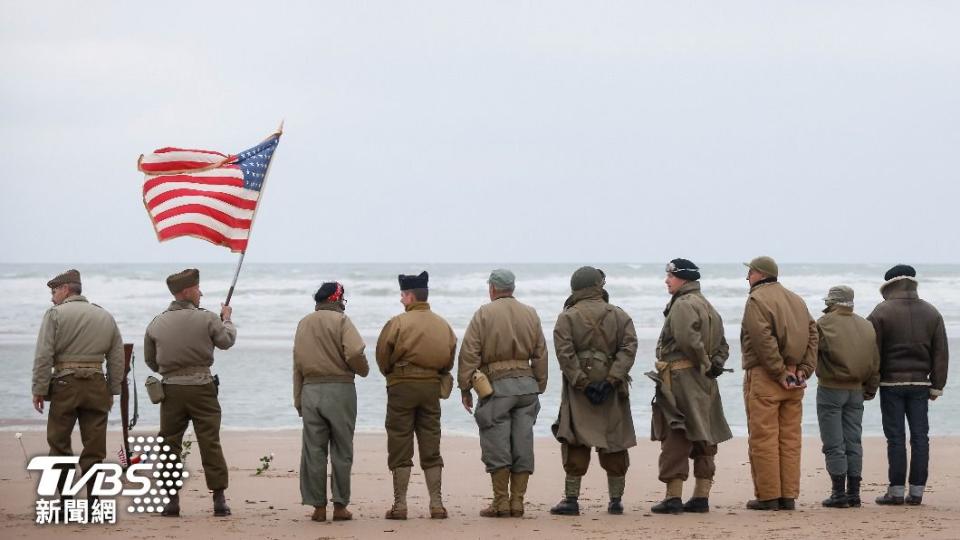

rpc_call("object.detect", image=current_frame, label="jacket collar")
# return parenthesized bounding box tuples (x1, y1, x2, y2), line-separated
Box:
(664, 281, 701, 315)
(749, 277, 779, 292)
(823, 304, 854, 315)
(167, 300, 198, 311)
(881, 277, 919, 300)
(565, 286, 604, 309)
(315, 301, 345, 313)
(61, 295, 88, 305)
(405, 301, 431, 312)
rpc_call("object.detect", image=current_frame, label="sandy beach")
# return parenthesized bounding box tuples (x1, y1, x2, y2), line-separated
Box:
(1, 430, 958, 539)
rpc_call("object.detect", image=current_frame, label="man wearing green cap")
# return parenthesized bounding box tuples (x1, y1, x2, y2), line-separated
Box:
(458, 269, 548, 518)
(144, 268, 236, 517)
(32, 269, 125, 509)
(814, 285, 880, 509)
(740, 256, 818, 511)
(550, 266, 638, 516)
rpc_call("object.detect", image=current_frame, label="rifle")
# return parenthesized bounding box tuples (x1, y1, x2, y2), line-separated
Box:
(119, 343, 139, 466)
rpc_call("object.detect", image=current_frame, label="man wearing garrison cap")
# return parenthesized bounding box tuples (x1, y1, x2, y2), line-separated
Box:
(376, 271, 457, 520)
(648, 259, 732, 514)
(144, 268, 236, 517)
(32, 269, 125, 510)
(868, 265, 949, 506)
(550, 266, 638, 516)
(740, 256, 818, 511)
(457, 269, 548, 518)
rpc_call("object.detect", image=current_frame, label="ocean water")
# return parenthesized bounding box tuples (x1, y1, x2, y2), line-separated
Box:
(1, 263, 957, 437)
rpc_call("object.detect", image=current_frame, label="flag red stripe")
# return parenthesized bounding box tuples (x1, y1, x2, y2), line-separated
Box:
(157, 223, 248, 251)
(143, 174, 244, 193)
(146, 189, 257, 211)
(140, 160, 225, 173)
(152, 204, 253, 229)
(153, 147, 228, 156)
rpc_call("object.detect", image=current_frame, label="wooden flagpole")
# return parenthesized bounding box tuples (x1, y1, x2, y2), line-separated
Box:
(224, 120, 284, 306)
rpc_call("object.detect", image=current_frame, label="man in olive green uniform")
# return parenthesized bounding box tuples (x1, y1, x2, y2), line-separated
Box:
(551, 266, 638, 516)
(741, 256, 818, 511)
(32, 269, 124, 505)
(648, 259, 732, 514)
(376, 271, 457, 520)
(144, 268, 236, 517)
(294, 281, 369, 522)
(458, 269, 548, 518)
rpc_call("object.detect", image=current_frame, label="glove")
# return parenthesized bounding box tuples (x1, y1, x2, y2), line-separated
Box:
(863, 392, 876, 401)
(706, 359, 726, 379)
(585, 380, 614, 405)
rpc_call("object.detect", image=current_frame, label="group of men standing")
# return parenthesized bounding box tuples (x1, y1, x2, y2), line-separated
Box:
(31, 258, 949, 521)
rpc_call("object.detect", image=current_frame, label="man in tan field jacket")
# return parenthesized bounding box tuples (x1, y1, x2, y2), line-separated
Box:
(740, 256, 817, 511)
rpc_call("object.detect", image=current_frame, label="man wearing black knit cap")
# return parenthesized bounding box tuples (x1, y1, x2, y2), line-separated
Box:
(648, 259, 732, 514)
(868, 265, 949, 506)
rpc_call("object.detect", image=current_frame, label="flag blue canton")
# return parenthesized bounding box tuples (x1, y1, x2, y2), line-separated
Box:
(234, 135, 279, 191)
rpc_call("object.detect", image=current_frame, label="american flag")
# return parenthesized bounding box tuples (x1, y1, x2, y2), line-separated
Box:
(139, 133, 280, 252)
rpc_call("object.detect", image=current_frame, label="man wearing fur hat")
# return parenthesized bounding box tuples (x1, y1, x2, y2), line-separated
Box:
(144, 268, 236, 517)
(814, 285, 880, 509)
(294, 282, 369, 522)
(32, 269, 125, 508)
(377, 271, 457, 520)
(649, 259, 732, 514)
(868, 265, 949, 506)
(457, 269, 548, 518)
(740, 256, 817, 511)
(550, 266, 638, 516)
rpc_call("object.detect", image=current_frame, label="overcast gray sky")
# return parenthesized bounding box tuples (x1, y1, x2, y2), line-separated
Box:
(2, 2, 958, 264)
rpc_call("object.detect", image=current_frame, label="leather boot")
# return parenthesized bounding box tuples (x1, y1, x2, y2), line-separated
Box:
(509, 471, 530, 517)
(746, 498, 780, 511)
(480, 468, 511, 517)
(683, 478, 711, 513)
(876, 485, 905, 506)
(607, 475, 625, 515)
(778, 498, 796, 511)
(651, 479, 684, 514)
(161, 493, 180, 517)
(906, 485, 924, 506)
(549, 475, 581, 515)
(332, 503, 352, 521)
(846, 476, 862, 507)
(822, 474, 849, 508)
(385, 466, 411, 520)
(424, 466, 447, 519)
(311, 506, 326, 522)
(213, 489, 231, 517)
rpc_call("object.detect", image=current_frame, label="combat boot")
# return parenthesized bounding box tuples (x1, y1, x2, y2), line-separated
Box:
(161, 493, 180, 517)
(651, 479, 684, 514)
(424, 466, 447, 519)
(607, 475, 625, 515)
(746, 498, 780, 511)
(332, 503, 352, 521)
(212, 489, 231, 517)
(822, 474, 849, 508)
(311, 506, 326, 522)
(385, 466, 411, 520)
(549, 475, 581, 515)
(509, 471, 530, 517)
(846, 476, 862, 507)
(480, 468, 511, 517)
(682, 478, 712, 513)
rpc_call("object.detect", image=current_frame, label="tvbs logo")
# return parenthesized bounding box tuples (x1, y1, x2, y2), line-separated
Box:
(28, 436, 189, 525)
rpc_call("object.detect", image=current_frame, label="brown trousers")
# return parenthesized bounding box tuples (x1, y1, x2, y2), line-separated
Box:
(159, 383, 229, 490)
(47, 373, 111, 495)
(561, 444, 629, 477)
(743, 367, 803, 500)
(385, 381, 443, 471)
(658, 428, 717, 482)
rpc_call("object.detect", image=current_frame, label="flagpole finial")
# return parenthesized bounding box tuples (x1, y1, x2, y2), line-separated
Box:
(276, 120, 284, 135)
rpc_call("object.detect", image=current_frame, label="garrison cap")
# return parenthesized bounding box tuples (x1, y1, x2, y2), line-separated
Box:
(167, 268, 200, 295)
(487, 268, 516, 290)
(398, 271, 429, 291)
(47, 269, 81, 289)
(743, 256, 779, 278)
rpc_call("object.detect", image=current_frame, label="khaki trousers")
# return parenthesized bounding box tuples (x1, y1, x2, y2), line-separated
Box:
(47, 373, 111, 495)
(385, 381, 443, 471)
(658, 428, 717, 483)
(743, 367, 803, 500)
(561, 444, 629, 477)
(159, 383, 229, 490)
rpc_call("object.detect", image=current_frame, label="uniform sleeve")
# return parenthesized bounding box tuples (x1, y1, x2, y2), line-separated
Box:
(799, 312, 818, 378)
(743, 298, 787, 380)
(32, 309, 58, 396)
(143, 322, 159, 373)
(375, 318, 399, 376)
(607, 310, 638, 383)
(815, 321, 828, 379)
(530, 315, 549, 393)
(210, 314, 237, 350)
(554, 311, 588, 390)
(341, 316, 370, 378)
(669, 301, 708, 368)
(292, 325, 304, 413)
(442, 324, 457, 374)
(867, 308, 884, 359)
(865, 325, 881, 397)
(457, 312, 483, 390)
(105, 320, 125, 395)
(930, 315, 949, 395)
